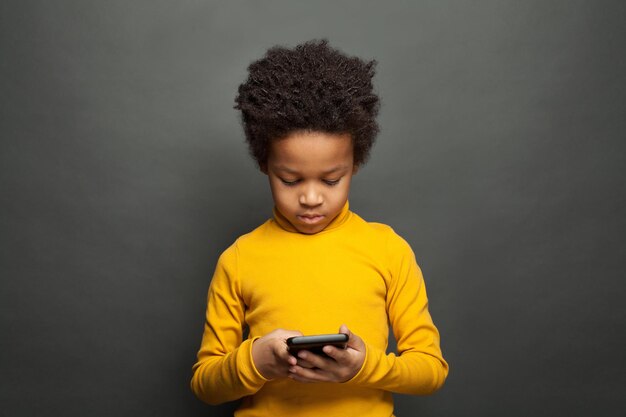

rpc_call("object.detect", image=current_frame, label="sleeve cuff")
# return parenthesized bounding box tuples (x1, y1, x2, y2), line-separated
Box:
(238, 337, 270, 391)
(343, 342, 372, 385)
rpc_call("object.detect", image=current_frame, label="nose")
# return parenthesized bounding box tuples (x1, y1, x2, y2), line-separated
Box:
(298, 183, 323, 207)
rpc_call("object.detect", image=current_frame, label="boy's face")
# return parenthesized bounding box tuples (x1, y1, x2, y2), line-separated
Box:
(262, 130, 358, 234)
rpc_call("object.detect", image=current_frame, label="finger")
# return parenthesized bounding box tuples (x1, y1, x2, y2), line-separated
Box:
(339, 324, 354, 345)
(288, 372, 316, 383)
(339, 324, 365, 351)
(277, 329, 304, 339)
(296, 358, 317, 369)
(289, 365, 330, 383)
(297, 350, 332, 369)
(322, 344, 349, 362)
(274, 342, 298, 366)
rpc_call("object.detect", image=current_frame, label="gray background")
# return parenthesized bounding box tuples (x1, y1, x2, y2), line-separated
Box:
(1, 1, 624, 416)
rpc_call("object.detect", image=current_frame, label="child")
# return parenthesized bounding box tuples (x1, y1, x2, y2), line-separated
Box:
(191, 39, 448, 416)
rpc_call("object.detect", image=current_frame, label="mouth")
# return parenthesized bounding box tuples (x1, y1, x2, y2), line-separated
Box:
(297, 214, 325, 224)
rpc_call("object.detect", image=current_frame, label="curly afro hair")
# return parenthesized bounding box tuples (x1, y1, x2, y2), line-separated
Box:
(234, 39, 380, 169)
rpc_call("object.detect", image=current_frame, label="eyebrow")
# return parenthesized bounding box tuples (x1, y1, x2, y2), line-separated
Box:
(275, 165, 349, 175)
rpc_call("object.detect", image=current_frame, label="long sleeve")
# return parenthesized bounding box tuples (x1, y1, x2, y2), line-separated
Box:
(346, 232, 449, 394)
(190, 243, 268, 405)
(190, 209, 447, 416)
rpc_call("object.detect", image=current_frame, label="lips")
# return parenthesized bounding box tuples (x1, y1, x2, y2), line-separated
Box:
(297, 214, 325, 224)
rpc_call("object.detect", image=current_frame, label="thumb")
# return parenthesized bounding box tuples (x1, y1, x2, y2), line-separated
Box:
(339, 324, 365, 350)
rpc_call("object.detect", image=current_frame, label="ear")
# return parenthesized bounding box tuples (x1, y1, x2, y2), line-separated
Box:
(352, 164, 360, 175)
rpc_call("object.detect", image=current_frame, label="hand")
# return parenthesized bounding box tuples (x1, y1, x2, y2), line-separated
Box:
(288, 324, 366, 383)
(251, 328, 302, 380)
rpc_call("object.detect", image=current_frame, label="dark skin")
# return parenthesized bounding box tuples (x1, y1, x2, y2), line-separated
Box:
(251, 324, 366, 383)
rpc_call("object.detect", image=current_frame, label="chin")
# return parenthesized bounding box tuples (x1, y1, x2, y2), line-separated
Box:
(297, 224, 326, 234)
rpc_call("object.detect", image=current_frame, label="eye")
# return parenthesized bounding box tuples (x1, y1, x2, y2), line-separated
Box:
(323, 179, 341, 186)
(280, 178, 300, 186)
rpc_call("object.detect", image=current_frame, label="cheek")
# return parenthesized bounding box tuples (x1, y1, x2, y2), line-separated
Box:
(338, 183, 352, 203)
(327, 187, 349, 208)
(268, 181, 285, 203)
(337, 181, 352, 196)
(271, 185, 294, 206)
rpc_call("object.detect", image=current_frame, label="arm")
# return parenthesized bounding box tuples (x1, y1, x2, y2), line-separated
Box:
(346, 232, 449, 395)
(190, 244, 268, 405)
(283, 231, 448, 394)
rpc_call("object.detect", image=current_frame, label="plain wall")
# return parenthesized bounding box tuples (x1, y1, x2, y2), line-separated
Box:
(1, 1, 624, 416)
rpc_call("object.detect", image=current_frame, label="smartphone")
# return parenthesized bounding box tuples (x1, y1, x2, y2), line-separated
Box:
(286, 333, 349, 357)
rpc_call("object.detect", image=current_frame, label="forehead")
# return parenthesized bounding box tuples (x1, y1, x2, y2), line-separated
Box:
(268, 131, 353, 171)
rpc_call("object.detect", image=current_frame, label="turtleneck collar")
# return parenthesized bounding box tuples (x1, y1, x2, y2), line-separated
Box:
(272, 200, 352, 234)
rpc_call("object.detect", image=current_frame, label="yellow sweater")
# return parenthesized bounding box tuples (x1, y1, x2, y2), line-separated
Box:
(191, 201, 448, 416)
